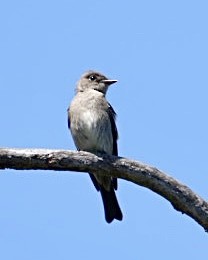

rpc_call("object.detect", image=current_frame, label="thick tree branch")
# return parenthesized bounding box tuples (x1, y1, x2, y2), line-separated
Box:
(0, 147, 207, 231)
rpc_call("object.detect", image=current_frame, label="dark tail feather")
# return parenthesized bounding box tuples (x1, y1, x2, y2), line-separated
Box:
(100, 186, 123, 223)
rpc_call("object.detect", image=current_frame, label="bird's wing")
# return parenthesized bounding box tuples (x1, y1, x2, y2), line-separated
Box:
(67, 108, 71, 129)
(89, 173, 100, 191)
(107, 103, 118, 156)
(108, 103, 118, 190)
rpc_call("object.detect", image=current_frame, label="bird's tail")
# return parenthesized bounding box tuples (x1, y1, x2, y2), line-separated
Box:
(100, 185, 123, 223)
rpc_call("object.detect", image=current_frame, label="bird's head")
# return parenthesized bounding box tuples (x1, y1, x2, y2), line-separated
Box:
(76, 70, 117, 95)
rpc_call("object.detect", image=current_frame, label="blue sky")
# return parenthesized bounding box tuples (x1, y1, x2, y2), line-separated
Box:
(0, 0, 208, 259)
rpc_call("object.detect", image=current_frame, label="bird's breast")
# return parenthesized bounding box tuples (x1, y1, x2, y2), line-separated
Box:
(71, 109, 112, 154)
(78, 110, 103, 144)
(81, 110, 98, 130)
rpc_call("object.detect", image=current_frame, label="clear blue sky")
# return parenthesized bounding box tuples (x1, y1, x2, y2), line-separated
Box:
(0, 0, 208, 259)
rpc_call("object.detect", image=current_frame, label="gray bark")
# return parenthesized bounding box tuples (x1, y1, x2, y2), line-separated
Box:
(0, 147, 207, 231)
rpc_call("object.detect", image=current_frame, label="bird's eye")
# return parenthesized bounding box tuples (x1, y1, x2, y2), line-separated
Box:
(89, 75, 96, 81)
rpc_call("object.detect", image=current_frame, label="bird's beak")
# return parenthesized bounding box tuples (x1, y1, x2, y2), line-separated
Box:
(101, 79, 117, 85)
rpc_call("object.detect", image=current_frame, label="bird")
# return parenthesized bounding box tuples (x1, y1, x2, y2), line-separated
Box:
(67, 70, 122, 223)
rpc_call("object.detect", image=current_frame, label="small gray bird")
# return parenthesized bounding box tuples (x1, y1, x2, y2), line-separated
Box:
(68, 70, 123, 223)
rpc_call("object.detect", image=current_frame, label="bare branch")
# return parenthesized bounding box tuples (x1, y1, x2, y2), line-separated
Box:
(0, 147, 207, 231)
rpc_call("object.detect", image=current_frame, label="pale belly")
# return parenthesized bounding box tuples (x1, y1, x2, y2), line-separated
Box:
(71, 110, 113, 154)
